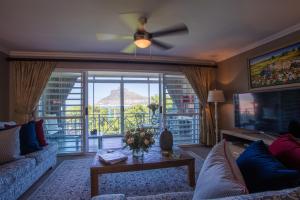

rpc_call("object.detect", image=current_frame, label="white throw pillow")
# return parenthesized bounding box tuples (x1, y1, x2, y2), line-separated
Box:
(0, 121, 16, 129)
(192, 140, 248, 199)
(0, 126, 21, 164)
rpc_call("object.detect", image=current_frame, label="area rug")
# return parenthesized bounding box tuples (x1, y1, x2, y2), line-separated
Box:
(28, 156, 204, 200)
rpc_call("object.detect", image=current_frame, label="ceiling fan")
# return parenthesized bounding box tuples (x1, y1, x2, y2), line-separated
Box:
(96, 13, 189, 53)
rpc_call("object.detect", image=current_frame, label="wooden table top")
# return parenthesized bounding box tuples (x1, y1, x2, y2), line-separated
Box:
(90, 147, 196, 197)
(91, 147, 194, 170)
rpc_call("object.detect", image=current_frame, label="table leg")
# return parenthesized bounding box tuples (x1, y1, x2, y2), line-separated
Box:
(188, 159, 195, 187)
(90, 170, 99, 197)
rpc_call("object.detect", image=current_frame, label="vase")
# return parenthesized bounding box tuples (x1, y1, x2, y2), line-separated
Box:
(151, 113, 157, 124)
(160, 128, 173, 151)
(132, 149, 144, 158)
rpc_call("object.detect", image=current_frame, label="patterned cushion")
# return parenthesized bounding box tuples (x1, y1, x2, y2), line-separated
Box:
(90, 187, 300, 200)
(92, 192, 194, 200)
(0, 121, 16, 129)
(0, 171, 14, 194)
(92, 194, 126, 200)
(193, 140, 248, 199)
(212, 186, 300, 200)
(127, 192, 194, 200)
(0, 158, 36, 193)
(25, 143, 58, 165)
(0, 126, 21, 164)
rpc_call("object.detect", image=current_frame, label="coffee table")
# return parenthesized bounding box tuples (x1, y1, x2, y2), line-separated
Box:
(90, 148, 195, 197)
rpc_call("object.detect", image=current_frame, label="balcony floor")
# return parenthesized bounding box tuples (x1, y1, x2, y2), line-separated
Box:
(88, 136, 123, 152)
(49, 133, 197, 153)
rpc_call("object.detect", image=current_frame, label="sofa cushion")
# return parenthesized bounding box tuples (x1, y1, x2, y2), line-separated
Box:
(19, 121, 42, 155)
(0, 158, 36, 193)
(237, 140, 300, 193)
(25, 143, 58, 165)
(0, 121, 16, 129)
(212, 186, 300, 200)
(192, 140, 248, 200)
(0, 126, 22, 164)
(128, 192, 194, 200)
(92, 194, 126, 200)
(269, 134, 300, 170)
(35, 119, 48, 146)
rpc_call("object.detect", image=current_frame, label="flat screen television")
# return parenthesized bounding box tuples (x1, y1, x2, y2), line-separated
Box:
(234, 88, 300, 135)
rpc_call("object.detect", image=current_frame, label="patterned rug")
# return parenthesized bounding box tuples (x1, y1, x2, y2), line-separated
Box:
(28, 155, 204, 200)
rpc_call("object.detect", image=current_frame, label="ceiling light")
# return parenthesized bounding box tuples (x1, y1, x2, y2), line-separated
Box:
(134, 39, 151, 48)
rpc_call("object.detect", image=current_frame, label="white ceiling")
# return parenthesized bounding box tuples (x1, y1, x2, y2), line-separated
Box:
(1, 0, 300, 61)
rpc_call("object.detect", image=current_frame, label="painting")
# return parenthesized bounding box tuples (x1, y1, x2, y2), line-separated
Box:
(249, 42, 300, 89)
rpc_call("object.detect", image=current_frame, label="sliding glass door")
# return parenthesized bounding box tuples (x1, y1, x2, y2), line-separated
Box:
(87, 72, 161, 151)
(88, 76, 123, 151)
(38, 70, 199, 154)
(38, 71, 85, 153)
(163, 74, 200, 144)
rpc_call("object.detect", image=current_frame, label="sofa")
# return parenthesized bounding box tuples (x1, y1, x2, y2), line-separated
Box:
(0, 143, 57, 200)
(92, 187, 300, 200)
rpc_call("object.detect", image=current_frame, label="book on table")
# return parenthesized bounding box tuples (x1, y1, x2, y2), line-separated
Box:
(98, 151, 128, 165)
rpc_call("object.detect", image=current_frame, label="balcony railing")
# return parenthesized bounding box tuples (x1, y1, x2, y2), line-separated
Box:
(88, 113, 158, 136)
(43, 112, 198, 152)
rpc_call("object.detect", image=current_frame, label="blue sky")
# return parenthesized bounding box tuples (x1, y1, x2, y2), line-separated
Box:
(88, 83, 159, 105)
(66, 82, 159, 106)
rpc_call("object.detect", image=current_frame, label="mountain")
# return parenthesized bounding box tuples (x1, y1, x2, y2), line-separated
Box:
(97, 88, 148, 107)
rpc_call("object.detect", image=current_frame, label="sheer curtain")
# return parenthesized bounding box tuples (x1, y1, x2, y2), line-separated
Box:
(182, 66, 216, 146)
(10, 61, 56, 123)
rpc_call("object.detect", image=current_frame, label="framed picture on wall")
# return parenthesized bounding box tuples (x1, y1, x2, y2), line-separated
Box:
(248, 42, 300, 90)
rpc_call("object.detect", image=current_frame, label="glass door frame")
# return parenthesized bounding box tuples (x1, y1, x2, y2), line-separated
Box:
(85, 72, 162, 152)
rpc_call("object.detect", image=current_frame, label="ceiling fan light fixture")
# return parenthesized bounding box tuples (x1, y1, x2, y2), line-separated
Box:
(134, 39, 151, 48)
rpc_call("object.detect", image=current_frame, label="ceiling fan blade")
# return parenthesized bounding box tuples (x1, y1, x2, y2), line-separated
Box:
(151, 23, 189, 38)
(152, 39, 173, 50)
(119, 13, 141, 31)
(96, 33, 132, 41)
(121, 43, 136, 53)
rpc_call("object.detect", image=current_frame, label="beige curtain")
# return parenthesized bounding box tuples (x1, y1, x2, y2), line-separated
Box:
(182, 66, 216, 146)
(10, 61, 56, 123)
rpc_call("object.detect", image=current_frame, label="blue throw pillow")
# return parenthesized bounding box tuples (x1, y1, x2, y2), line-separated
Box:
(237, 140, 300, 193)
(19, 121, 41, 155)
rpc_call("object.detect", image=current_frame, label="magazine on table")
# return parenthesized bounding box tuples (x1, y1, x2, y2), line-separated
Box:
(98, 151, 128, 165)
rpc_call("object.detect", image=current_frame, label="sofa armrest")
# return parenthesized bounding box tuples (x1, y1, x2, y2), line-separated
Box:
(91, 194, 126, 200)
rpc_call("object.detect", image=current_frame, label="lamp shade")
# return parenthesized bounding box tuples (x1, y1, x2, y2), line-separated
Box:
(207, 90, 225, 103)
(134, 39, 151, 48)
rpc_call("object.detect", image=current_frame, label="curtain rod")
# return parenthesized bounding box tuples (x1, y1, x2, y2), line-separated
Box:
(6, 57, 217, 68)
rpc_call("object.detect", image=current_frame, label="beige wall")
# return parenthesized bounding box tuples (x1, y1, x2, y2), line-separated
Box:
(216, 30, 300, 130)
(0, 52, 9, 120)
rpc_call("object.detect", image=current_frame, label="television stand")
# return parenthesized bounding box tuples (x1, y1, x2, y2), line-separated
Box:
(220, 129, 277, 158)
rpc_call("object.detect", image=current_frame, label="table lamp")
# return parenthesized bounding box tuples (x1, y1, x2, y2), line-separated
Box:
(207, 89, 225, 143)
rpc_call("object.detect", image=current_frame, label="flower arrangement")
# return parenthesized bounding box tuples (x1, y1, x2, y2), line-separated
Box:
(124, 128, 155, 157)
